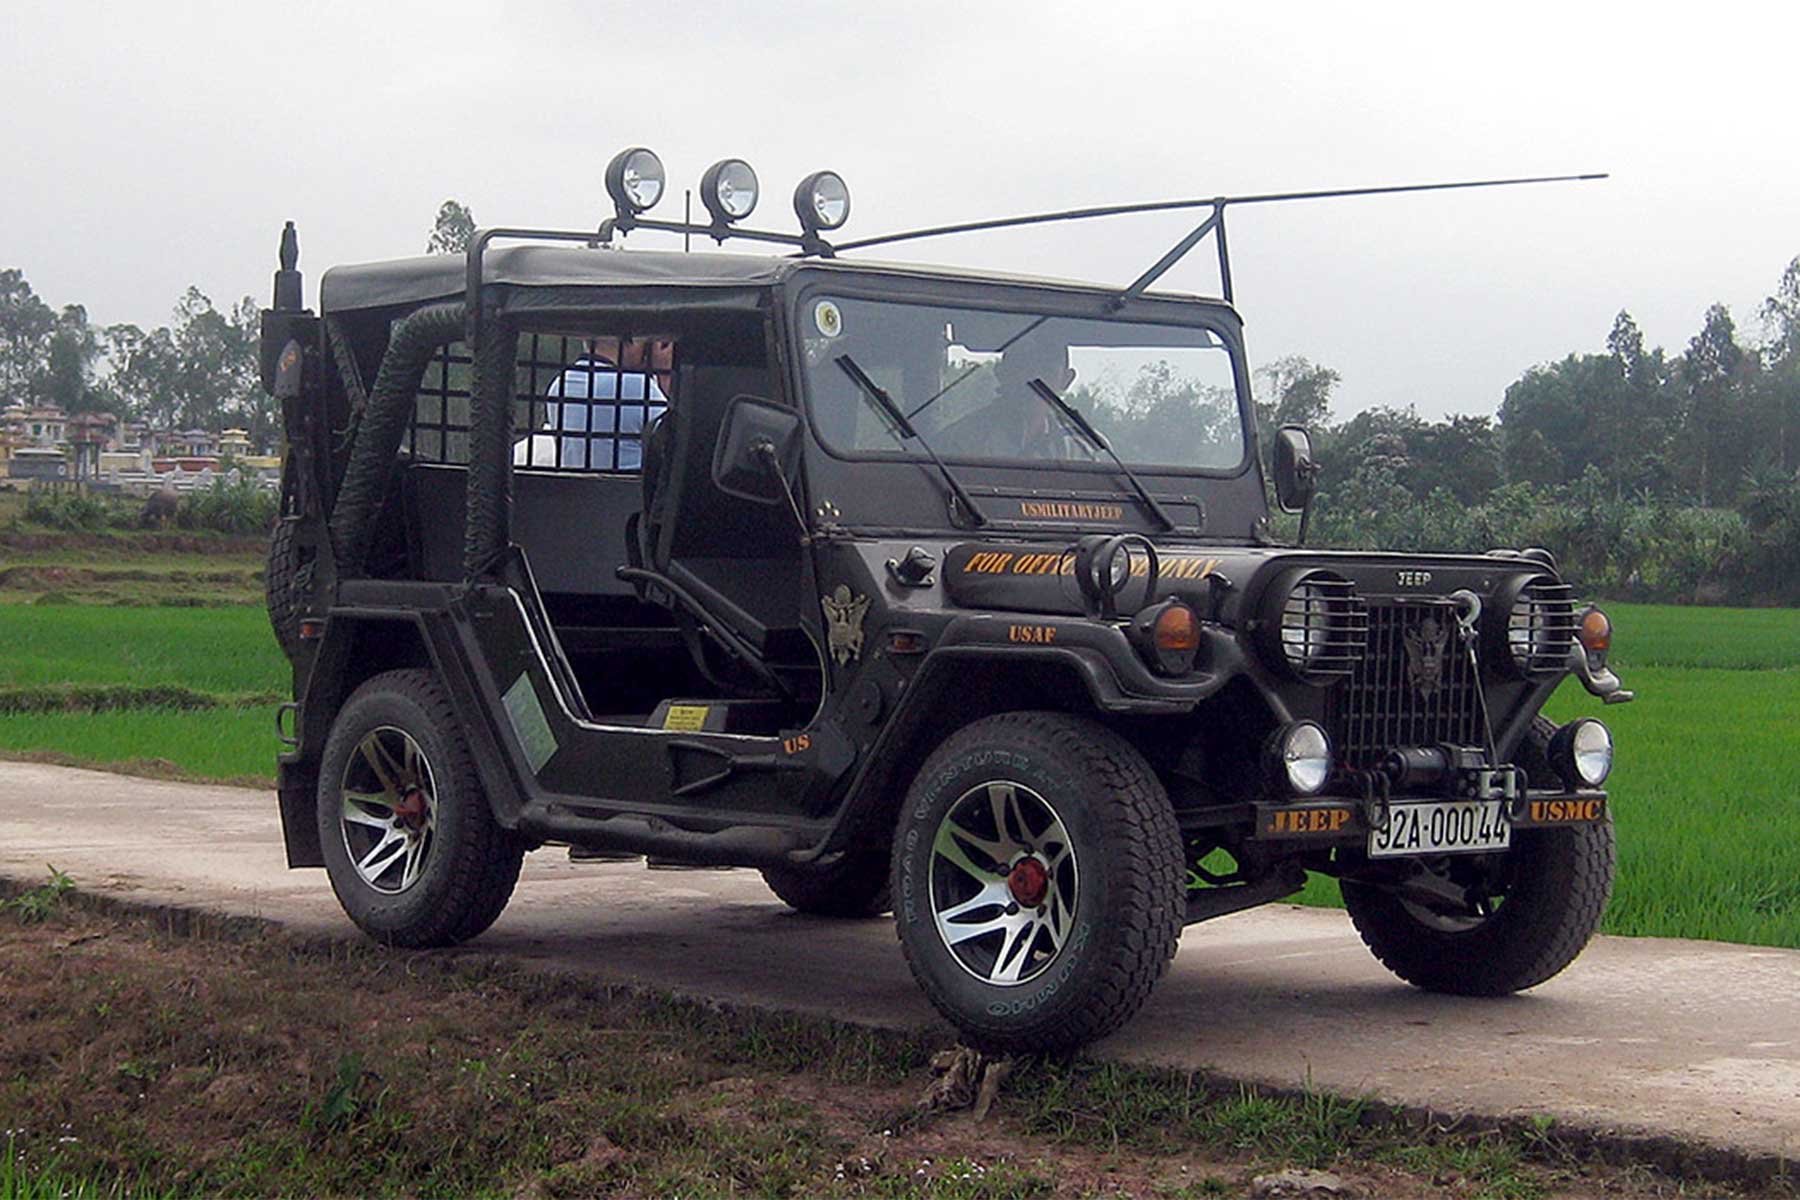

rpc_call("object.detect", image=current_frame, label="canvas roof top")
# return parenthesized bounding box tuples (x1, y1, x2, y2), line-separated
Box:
(318, 244, 1223, 313)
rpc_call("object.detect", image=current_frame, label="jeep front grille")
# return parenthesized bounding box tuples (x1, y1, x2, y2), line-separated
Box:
(1324, 600, 1485, 768)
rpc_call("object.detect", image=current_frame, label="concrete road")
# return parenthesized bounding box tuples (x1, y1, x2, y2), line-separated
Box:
(2, 762, 1795, 1162)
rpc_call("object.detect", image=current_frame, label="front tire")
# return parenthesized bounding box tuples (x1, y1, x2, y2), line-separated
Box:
(1341, 815, 1614, 995)
(892, 712, 1183, 1054)
(317, 669, 524, 947)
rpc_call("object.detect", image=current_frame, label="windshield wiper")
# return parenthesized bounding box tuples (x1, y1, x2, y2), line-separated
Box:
(834, 355, 989, 527)
(1026, 377, 1178, 532)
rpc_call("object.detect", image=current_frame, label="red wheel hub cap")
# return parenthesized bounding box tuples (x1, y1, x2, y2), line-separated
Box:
(1007, 857, 1049, 907)
(393, 787, 429, 831)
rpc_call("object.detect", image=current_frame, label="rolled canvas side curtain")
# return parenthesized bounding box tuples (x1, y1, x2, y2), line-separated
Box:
(463, 319, 516, 579)
(328, 302, 464, 574)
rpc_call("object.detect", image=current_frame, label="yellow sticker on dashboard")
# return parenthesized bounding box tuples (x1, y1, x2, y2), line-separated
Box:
(662, 705, 711, 732)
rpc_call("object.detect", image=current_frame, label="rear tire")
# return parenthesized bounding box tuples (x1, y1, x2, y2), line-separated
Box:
(761, 849, 892, 917)
(317, 669, 525, 947)
(892, 711, 1183, 1054)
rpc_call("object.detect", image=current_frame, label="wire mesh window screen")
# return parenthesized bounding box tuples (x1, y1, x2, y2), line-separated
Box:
(405, 335, 674, 472)
(514, 333, 675, 473)
(407, 342, 474, 464)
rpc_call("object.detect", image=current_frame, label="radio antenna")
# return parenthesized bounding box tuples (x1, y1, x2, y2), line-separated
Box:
(835, 172, 1607, 302)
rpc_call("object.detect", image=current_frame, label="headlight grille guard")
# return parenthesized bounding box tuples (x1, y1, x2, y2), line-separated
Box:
(1263, 569, 1370, 684)
(1506, 575, 1579, 675)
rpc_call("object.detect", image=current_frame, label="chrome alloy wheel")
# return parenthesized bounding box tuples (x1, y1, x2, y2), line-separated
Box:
(928, 780, 1078, 986)
(338, 725, 438, 895)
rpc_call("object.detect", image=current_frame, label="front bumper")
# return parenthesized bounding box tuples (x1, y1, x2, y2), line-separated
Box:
(1249, 788, 1607, 845)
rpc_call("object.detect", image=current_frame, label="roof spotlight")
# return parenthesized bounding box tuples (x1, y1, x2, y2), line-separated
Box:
(605, 147, 666, 215)
(794, 170, 851, 232)
(700, 158, 760, 223)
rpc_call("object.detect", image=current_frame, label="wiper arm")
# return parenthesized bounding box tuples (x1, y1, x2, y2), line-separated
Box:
(1026, 377, 1178, 532)
(835, 355, 989, 527)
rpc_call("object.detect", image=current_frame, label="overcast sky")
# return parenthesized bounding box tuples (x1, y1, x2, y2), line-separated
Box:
(3, 0, 1794, 420)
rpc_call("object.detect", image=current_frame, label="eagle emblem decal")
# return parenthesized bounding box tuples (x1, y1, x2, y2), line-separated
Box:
(820, 584, 871, 666)
(1403, 615, 1449, 697)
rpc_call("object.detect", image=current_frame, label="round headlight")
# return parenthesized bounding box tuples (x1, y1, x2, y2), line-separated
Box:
(1502, 575, 1576, 674)
(1274, 721, 1333, 796)
(1281, 582, 1329, 672)
(1259, 570, 1366, 684)
(700, 158, 759, 222)
(794, 170, 850, 232)
(605, 147, 665, 214)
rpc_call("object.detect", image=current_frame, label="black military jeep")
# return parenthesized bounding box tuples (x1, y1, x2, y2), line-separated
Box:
(261, 152, 1630, 1051)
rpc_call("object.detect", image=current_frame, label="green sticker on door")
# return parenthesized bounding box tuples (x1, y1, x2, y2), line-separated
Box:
(502, 671, 559, 774)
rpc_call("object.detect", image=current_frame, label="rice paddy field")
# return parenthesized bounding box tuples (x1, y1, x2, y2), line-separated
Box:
(0, 565, 1795, 948)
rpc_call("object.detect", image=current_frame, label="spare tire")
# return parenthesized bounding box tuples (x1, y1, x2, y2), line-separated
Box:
(266, 518, 312, 661)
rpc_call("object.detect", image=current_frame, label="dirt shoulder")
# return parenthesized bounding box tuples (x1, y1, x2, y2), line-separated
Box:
(1, 883, 1783, 1200)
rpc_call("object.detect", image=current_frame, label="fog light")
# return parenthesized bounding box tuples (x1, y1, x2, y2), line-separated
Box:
(700, 157, 759, 223)
(1270, 721, 1332, 796)
(605, 147, 665, 214)
(1549, 717, 1612, 787)
(794, 170, 851, 232)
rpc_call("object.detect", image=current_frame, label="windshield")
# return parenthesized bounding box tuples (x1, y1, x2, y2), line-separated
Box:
(797, 294, 1246, 472)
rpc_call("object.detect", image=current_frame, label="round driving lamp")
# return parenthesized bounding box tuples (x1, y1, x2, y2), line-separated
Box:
(794, 170, 851, 232)
(700, 158, 759, 223)
(1549, 717, 1612, 787)
(1269, 721, 1333, 796)
(1128, 599, 1201, 676)
(605, 147, 666, 215)
(1107, 542, 1132, 591)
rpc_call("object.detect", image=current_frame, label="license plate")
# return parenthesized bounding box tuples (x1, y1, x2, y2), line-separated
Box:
(1368, 799, 1511, 859)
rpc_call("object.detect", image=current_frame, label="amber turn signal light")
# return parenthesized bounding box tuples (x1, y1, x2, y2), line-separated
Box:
(1154, 603, 1200, 652)
(1578, 607, 1611, 655)
(1129, 600, 1202, 676)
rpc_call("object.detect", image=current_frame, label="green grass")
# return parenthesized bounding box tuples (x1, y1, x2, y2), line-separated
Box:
(1542, 665, 1800, 946)
(1602, 600, 1800, 670)
(0, 706, 281, 783)
(0, 605, 286, 695)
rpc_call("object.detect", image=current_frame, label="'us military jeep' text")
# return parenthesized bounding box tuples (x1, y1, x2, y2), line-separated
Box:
(262, 153, 1629, 1051)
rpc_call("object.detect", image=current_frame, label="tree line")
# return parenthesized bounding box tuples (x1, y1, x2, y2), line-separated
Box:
(0, 205, 485, 452)
(0, 269, 268, 448)
(1260, 255, 1800, 604)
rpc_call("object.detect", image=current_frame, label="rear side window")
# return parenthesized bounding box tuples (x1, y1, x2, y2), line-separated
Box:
(405, 332, 677, 473)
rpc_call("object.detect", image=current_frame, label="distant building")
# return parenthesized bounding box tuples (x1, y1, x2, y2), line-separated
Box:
(8, 447, 68, 481)
(218, 428, 253, 459)
(0, 403, 278, 492)
(1, 404, 69, 449)
(67, 413, 118, 481)
(167, 429, 218, 458)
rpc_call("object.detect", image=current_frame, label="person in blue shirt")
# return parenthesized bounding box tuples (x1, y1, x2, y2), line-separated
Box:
(515, 336, 671, 470)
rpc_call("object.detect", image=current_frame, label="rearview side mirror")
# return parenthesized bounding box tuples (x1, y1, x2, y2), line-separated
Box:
(1272, 425, 1319, 514)
(712, 395, 802, 503)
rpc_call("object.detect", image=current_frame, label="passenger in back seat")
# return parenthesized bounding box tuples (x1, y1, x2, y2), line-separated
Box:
(515, 335, 673, 471)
